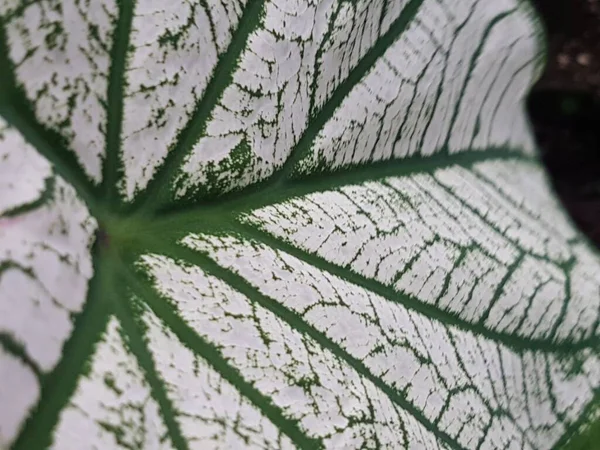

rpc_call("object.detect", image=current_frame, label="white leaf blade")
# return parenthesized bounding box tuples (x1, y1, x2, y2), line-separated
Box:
(245, 159, 600, 342)
(0, 118, 96, 446)
(52, 317, 174, 450)
(0, 121, 97, 362)
(0, 347, 40, 448)
(0, 0, 117, 183)
(141, 305, 297, 450)
(1, 0, 599, 447)
(183, 232, 600, 449)
(138, 253, 448, 449)
(295, 0, 541, 176)
(171, 0, 415, 200)
(119, 0, 249, 200)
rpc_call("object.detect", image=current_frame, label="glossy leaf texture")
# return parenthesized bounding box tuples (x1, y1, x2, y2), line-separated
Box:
(0, 0, 598, 449)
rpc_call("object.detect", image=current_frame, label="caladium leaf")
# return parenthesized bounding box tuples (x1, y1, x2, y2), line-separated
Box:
(0, 0, 598, 448)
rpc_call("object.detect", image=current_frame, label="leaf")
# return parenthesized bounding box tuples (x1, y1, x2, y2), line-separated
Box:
(0, 0, 598, 449)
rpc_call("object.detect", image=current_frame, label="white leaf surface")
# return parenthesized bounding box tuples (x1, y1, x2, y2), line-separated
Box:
(52, 317, 174, 450)
(0, 118, 96, 445)
(1, 0, 598, 448)
(0, 0, 117, 182)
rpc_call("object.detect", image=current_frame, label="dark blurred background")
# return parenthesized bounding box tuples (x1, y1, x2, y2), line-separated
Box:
(528, 0, 600, 248)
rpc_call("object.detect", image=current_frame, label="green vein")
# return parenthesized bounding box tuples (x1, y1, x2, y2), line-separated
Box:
(230, 223, 599, 353)
(109, 265, 190, 450)
(103, 0, 135, 207)
(130, 0, 266, 214)
(146, 240, 465, 450)
(151, 148, 535, 220)
(121, 262, 321, 450)
(11, 246, 113, 450)
(0, 332, 42, 379)
(0, 175, 55, 218)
